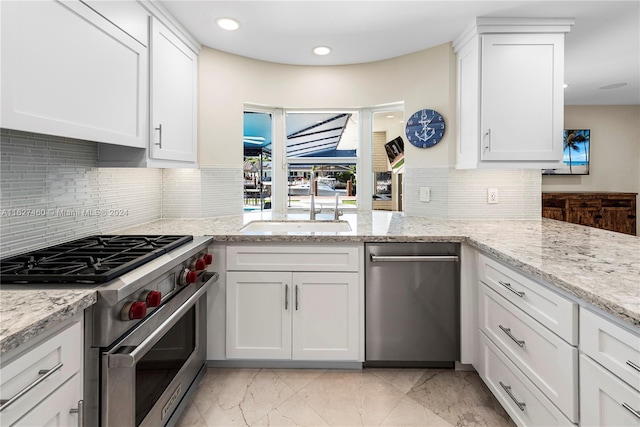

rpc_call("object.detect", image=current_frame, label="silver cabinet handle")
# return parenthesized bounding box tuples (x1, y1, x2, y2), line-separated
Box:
(484, 128, 491, 152)
(155, 123, 163, 148)
(498, 280, 525, 298)
(499, 381, 526, 411)
(370, 255, 458, 262)
(69, 400, 84, 427)
(0, 362, 64, 411)
(285, 284, 289, 310)
(295, 285, 299, 311)
(499, 325, 525, 348)
(626, 360, 640, 373)
(622, 403, 640, 419)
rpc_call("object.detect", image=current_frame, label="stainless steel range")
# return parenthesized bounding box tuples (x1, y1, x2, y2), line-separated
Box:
(0, 234, 218, 427)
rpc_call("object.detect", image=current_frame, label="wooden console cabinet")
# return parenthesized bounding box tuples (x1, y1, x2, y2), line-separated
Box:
(542, 192, 637, 235)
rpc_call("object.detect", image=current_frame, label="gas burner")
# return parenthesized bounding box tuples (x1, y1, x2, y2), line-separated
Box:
(0, 235, 193, 284)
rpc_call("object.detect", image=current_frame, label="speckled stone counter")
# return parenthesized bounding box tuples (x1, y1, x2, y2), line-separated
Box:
(119, 211, 640, 329)
(0, 289, 96, 356)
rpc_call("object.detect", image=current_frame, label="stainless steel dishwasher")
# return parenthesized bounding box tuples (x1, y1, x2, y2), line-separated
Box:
(365, 242, 460, 367)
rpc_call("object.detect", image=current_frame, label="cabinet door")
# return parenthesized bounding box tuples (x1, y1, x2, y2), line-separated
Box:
(292, 272, 359, 360)
(12, 374, 82, 427)
(480, 33, 563, 162)
(567, 206, 599, 228)
(226, 272, 292, 359)
(601, 208, 636, 235)
(580, 355, 640, 427)
(150, 17, 197, 162)
(0, 0, 147, 148)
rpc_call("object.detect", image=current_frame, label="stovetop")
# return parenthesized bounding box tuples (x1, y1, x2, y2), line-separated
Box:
(0, 235, 193, 284)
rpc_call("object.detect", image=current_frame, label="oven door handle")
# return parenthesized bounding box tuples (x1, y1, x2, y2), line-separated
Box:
(107, 272, 218, 368)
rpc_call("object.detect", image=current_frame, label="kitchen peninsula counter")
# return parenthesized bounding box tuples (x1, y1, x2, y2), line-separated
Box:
(0, 289, 95, 356)
(120, 211, 640, 329)
(2, 211, 638, 356)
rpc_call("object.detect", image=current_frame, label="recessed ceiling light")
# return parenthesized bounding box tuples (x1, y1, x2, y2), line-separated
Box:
(563, 83, 569, 89)
(216, 18, 239, 31)
(386, 115, 395, 119)
(599, 82, 627, 90)
(313, 46, 331, 56)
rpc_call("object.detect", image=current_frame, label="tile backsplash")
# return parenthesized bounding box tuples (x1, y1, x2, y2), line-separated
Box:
(1, 129, 543, 256)
(404, 167, 541, 219)
(0, 130, 162, 256)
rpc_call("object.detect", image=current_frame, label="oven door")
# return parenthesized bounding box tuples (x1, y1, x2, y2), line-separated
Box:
(101, 273, 215, 427)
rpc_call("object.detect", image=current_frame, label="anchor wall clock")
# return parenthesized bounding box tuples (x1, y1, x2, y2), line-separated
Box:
(405, 109, 446, 148)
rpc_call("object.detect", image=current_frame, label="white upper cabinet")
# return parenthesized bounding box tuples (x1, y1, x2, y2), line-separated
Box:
(454, 18, 573, 169)
(149, 17, 198, 163)
(0, 0, 147, 148)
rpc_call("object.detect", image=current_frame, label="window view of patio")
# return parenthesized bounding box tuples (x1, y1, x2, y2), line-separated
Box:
(285, 111, 359, 211)
(243, 111, 272, 212)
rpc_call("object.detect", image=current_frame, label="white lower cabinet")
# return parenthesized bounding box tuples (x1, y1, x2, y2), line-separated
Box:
(479, 284, 578, 422)
(226, 271, 359, 361)
(479, 333, 574, 426)
(0, 319, 83, 427)
(580, 354, 640, 426)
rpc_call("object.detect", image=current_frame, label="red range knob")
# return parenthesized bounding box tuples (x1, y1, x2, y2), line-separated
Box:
(145, 291, 162, 308)
(203, 253, 213, 265)
(194, 258, 206, 271)
(186, 270, 198, 284)
(122, 301, 147, 320)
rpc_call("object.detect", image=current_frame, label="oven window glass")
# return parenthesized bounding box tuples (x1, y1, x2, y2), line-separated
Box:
(135, 306, 196, 425)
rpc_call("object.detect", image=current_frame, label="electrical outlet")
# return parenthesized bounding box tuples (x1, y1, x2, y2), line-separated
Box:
(487, 188, 498, 204)
(420, 187, 430, 202)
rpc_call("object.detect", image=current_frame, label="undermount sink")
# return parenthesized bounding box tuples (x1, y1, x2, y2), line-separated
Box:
(241, 220, 352, 233)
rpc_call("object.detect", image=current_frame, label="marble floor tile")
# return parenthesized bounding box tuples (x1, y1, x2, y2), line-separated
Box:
(254, 394, 329, 426)
(175, 367, 514, 427)
(406, 369, 514, 427)
(379, 396, 453, 427)
(272, 369, 327, 392)
(297, 370, 406, 426)
(368, 368, 428, 394)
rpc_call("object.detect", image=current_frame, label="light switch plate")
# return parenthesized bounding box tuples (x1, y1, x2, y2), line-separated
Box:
(420, 187, 430, 202)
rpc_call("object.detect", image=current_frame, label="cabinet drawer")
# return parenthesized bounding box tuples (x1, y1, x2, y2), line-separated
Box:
(0, 321, 81, 426)
(478, 254, 577, 344)
(580, 354, 640, 426)
(568, 199, 600, 208)
(580, 308, 640, 391)
(479, 284, 578, 422)
(227, 245, 360, 272)
(479, 333, 573, 426)
(12, 373, 81, 427)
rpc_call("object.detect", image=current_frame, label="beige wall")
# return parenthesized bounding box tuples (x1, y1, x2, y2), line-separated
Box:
(198, 43, 456, 168)
(542, 105, 640, 233)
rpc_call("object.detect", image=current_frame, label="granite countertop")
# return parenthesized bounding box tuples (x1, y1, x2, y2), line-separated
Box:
(120, 211, 640, 329)
(0, 289, 96, 356)
(2, 211, 638, 356)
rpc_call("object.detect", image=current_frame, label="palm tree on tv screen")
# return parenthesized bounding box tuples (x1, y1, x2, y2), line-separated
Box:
(564, 130, 583, 173)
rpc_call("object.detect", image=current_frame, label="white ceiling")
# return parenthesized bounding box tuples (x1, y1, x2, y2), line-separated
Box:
(160, 0, 640, 105)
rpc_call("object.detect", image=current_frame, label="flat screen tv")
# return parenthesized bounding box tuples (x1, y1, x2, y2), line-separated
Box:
(542, 129, 590, 175)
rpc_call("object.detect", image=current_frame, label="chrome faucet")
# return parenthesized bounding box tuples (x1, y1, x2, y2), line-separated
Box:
(309, 169, 316, 220)
(333, 193, 342, 220)
(310, 192, 316, 220)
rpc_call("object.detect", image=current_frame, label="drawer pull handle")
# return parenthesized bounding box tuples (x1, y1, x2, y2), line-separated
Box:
(622, 403, 640, 419)
(499, 381, 526, 411)
(69, 400, 84, 427)
(284, 284, 289, 310)
(626, 360, 640, 373)
(499, 325, 525, 347)
(0, 362, 64, 412)
(498, 280, 525, 298)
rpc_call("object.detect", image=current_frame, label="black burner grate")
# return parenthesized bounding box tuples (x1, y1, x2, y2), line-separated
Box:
(0, 235, 193, 284)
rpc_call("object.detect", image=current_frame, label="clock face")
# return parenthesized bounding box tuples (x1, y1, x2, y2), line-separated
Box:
(405, 109, 446, 148)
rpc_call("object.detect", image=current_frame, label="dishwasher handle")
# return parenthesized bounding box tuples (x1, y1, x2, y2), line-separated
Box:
(370, 254, 459, 263)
